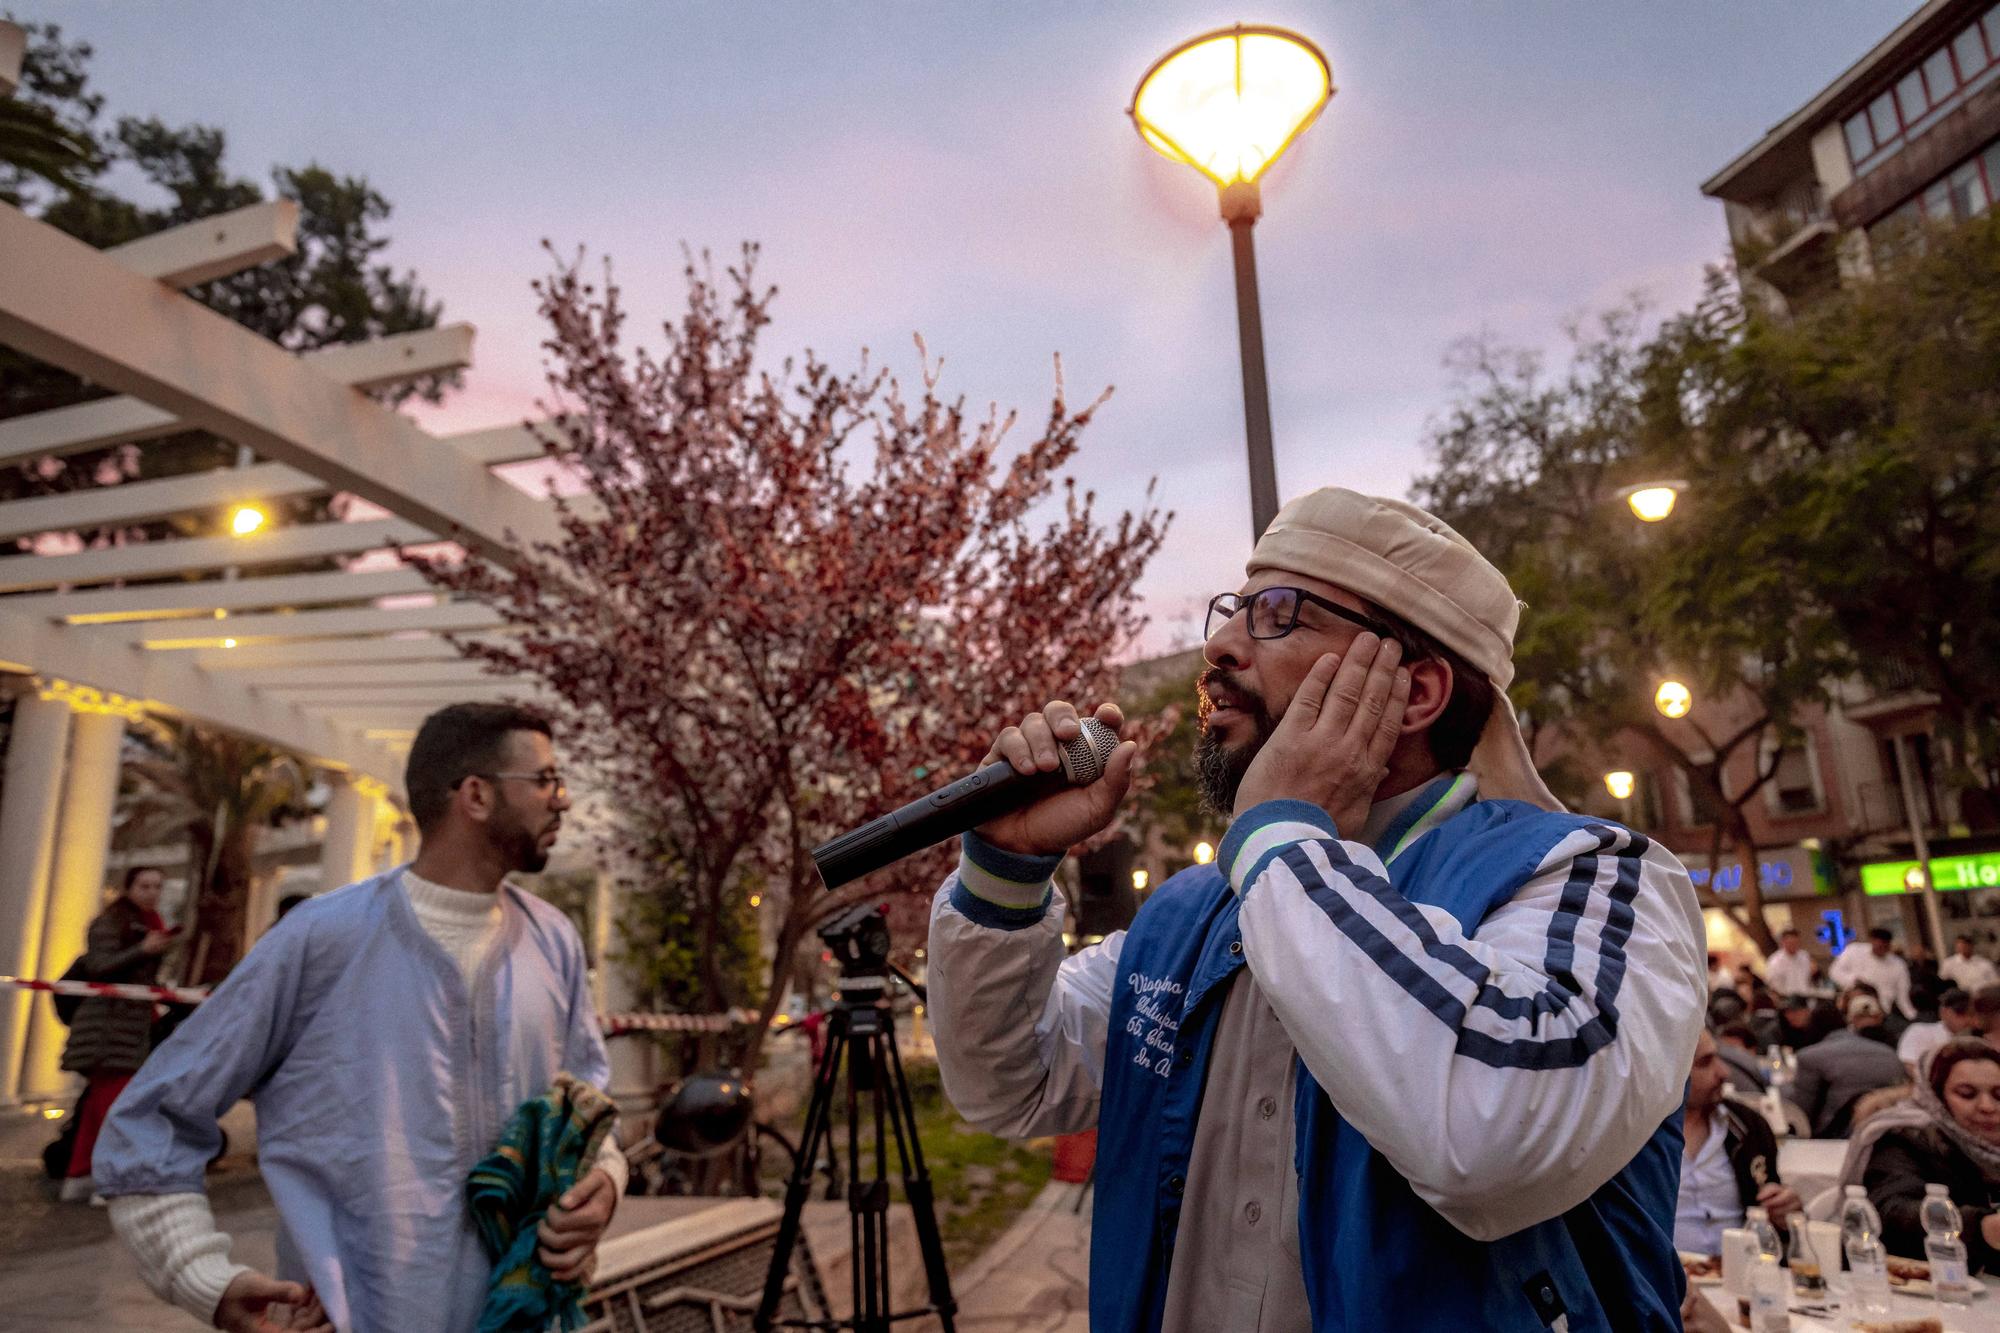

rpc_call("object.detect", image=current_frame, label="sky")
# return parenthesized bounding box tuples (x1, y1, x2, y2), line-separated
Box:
(35, 0, 1913, 653)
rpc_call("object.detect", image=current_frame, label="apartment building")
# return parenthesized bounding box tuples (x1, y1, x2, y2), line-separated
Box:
(1703, 0, 2000, 312)
(1647, 0, 2000, 966)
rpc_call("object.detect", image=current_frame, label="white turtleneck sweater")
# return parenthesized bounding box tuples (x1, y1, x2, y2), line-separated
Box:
(109, 871, 627, 1324)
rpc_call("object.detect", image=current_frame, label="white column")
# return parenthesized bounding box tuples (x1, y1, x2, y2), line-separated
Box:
(319, 776, 380, 890)
(0, 691, 73, 1104)
(21, 706, 128, 1096)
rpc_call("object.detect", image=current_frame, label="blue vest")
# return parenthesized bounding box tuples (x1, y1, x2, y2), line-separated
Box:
(1090, 785, 1685, 1332)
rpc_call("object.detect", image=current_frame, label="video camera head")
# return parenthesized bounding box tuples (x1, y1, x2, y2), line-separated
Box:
(818, 900, 893, 977)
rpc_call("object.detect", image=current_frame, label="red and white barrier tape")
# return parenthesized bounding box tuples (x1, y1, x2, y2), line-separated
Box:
(0, 975, 209, 1005)
(1, 975, 760, 1034)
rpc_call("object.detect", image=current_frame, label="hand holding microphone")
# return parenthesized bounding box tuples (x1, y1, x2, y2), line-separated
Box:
(808, 699, 1139, 889)
(975, 700, 1139, 857)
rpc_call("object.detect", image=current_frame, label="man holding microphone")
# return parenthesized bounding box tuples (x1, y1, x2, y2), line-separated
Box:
(926, 489, 1707, 1331)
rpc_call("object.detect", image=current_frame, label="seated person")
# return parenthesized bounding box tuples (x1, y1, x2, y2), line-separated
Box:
(1777, 993, 1839, 1050)
(1792, 995, 1908, 1137)
(1712, 1021, 1768, 1095)
(1677, 1030, 1801, 1254)
(1853, 1038, 2000, 1270)
(1899, 988, 1977, 1076)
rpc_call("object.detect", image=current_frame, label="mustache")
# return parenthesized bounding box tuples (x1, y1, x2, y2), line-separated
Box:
(1197, 667, 1272, 729)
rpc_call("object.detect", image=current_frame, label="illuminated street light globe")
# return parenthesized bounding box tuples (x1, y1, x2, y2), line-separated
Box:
(1132, 869, 1151, 891)
(1654, 680, 1694, 719)
(228, 503, 268, 537)
(1130, 25, 1334, 191)
(1603, 771, 1636, 801)
(1193, 840, 1216, 866)
(1617, 480, 1688, 523)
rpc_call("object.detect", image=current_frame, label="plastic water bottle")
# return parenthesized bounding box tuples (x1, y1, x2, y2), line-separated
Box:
(1921, 1182, 1975, 1305)
(1746, 1205, 1783, 1259)
(1750, 1253, 1792, 1332)
(1840, 1185, 1893, 1316)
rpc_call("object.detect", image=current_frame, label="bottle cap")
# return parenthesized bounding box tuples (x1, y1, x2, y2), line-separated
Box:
(1926, 1182, 1950, 1195)
(1747, 1206, 1768, 1220)
(1846, 1184, 1867, 1197)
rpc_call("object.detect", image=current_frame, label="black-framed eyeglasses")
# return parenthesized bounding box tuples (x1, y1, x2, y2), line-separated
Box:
(1204, 587, 1403, 645)
(464, 769, 567, 799)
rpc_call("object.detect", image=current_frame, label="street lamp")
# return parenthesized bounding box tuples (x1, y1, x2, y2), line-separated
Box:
(1192, 840, 1216, 866)
(228, 503, 268, 537)
(1131, 24, 1334, 541)
(1654, 680, 1694, 719)
(1603, 771, 1636, 801)
(1616, 480, 1688, 523)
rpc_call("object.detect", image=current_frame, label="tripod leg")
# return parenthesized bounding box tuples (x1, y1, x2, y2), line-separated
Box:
(755, 1014, 848, 1332)
(883, 1012, 957, 1330)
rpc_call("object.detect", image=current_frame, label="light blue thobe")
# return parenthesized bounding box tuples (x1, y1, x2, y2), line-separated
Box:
(94, 868, 611, 1332)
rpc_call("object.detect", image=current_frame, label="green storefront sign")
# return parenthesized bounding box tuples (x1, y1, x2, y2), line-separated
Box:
(1862, 850, 2000, 895)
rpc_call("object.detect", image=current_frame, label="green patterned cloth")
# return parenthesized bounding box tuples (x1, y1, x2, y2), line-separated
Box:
(467, 1072, 617, 1333)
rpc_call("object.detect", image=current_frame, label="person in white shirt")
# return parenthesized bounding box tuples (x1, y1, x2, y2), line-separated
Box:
(1708, 953, 1737, 994)
(1829, 929, 1917, 1020)
(1765, 928, 1817, 998)
(1941, 935, 2000, 994)
(1898, 988, 1978, 1074)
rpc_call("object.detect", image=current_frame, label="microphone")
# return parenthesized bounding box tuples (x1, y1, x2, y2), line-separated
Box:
(811, 717, 1120, 890)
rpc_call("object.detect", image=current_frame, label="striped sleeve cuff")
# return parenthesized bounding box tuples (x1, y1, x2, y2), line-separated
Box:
(1221, 799, 1339, 897)
(949, 831, 1060, 930)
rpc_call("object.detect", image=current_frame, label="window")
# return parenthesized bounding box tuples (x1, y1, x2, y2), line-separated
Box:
(1929, 45, 1961, 104)
(1846, 114, 1875, 164)
(1925, 178, 1953, 219)
(1900, 69, 1932, 125)
(1954, 24, 1989, 87)
(1870, 91, 1901, 147)
(1950, 160, 1987, 218)
(1766, 742, 1825, 817)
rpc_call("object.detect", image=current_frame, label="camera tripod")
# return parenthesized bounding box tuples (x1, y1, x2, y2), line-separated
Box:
(754, 902, 956, 1333)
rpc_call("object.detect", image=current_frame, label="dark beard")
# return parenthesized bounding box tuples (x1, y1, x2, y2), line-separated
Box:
(1195, 669, 1278, 818)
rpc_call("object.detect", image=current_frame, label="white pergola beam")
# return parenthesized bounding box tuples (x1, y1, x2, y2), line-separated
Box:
(0, 461, 319, 543)
(88, 599, 502, 647)
(446, 422, 555, 466)
(4, 567, 431, 622)
(233, 659, 507, 689)
(282, 682, 527, 707)
(0, 517, 428, 593)
(0, 607, 401, 782)
(190, 635, 487, 671)
(0, 205, 556, 562)
(0, 325, 476, 465)
(104, 200, 299, 290)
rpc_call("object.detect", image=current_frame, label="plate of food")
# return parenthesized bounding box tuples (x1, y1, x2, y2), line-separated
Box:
(1678, 1251, 1723, 1286)
(1883, 1255, 1988, 1299)
(1852, 1318, 1944, 1333)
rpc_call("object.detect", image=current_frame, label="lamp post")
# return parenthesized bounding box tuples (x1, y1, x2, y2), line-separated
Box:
(1131, 24, 1334, 541)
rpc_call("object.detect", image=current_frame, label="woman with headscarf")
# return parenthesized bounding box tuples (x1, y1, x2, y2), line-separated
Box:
(1838, 1036, 2000, 1268)
(57, 865, 175, 1202)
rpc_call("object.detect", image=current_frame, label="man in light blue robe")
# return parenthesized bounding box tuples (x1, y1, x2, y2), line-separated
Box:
(96, 703, 625, 1332)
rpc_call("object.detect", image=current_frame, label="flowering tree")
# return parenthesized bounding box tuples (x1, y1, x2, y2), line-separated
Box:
(415, 246, 1169, 1066)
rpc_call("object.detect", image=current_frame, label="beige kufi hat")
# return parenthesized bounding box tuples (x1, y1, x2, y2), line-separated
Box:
(1246, 488, 1563, 811)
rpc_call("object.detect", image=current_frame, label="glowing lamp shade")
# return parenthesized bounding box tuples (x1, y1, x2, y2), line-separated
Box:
(1132, 869, 1151, 891)
(1654, 680, 1693, 719)
(228, 504, 268, 537)
(1193, 840, 1216, 866)
(1603, 770, 1636, 801)
(1131, 26, 1333, 188)
(1618, 480, 1688, 523)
